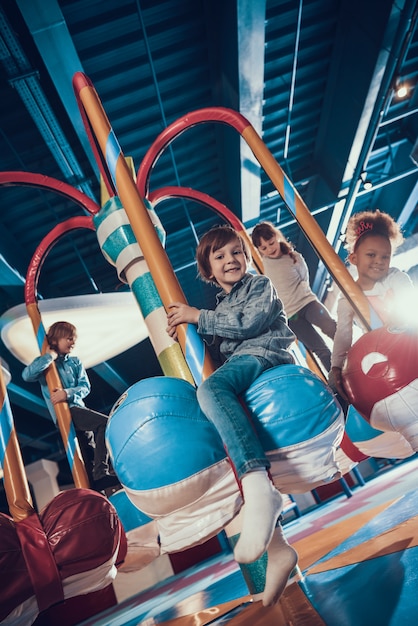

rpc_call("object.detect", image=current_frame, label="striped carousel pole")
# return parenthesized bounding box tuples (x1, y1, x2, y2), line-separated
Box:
(93, 163, 194, 383)
(0, 364, 33, 522)
(239, 121, 372, 331)
(73, 72, 215, 385)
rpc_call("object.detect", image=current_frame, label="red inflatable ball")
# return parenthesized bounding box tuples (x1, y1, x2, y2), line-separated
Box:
(342, 326, 418, 450)
(40, 488, 126, 580)
(342, 327, 418, 418)
(0, 513, 35, 623)
(0, 489, 126, 625)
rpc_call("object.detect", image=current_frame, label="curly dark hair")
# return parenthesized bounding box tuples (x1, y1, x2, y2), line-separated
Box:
(345, 209, 404, 253)
(196, 225, 251, 285)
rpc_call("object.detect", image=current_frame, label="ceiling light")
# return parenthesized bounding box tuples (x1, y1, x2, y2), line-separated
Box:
(395, 83, 408, 99)
(266, 190, 279, 199)
(360, 171, 373, 190)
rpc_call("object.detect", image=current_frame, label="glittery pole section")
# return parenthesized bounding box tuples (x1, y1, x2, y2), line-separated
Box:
(226, 532, 267, 595)
(159, 344, 197, 381)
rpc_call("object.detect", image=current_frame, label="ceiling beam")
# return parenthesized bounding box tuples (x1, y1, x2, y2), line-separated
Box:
(7, 382, 50, 419)
(236, 0, 266, 225)
(314, 0, 398, 198)
(14, 0, 98, 191)
(203, 0, 266, 224)
(92, 362, 130, 396)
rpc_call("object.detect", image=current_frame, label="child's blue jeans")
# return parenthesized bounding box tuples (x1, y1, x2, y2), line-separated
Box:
(196, 354, 271, 481)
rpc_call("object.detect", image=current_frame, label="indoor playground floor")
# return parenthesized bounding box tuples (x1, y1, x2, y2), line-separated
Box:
(79, 456, 418, 626)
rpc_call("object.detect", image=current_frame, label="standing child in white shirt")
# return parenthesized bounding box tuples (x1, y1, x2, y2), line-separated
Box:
(251, 221, 336, 373)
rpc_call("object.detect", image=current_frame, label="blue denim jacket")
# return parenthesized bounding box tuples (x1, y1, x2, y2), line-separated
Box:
(197, 273, 295, 367)
(22, 353, 90, 422)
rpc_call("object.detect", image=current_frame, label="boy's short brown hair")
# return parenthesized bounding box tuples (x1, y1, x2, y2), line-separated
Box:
(46, 321, 77, 350)
(196, 225, 251, 285)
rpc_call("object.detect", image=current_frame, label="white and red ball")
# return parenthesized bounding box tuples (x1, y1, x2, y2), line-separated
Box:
(342, 327, 418, 450)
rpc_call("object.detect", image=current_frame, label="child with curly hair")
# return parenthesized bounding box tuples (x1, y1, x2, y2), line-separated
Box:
(330, 209, 414, 398)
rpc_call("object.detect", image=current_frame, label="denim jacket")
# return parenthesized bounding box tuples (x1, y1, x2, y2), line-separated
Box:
(22, 353, 90, 422)
(197, 273, 295, 367)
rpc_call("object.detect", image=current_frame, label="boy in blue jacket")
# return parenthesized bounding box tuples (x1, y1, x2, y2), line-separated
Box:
(22, 321, 120, 492)
(167, 225, 298, 606)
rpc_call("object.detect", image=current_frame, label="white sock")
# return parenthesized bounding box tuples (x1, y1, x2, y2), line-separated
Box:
(233, 470, 283, 564)
(262, 522, 298, 607)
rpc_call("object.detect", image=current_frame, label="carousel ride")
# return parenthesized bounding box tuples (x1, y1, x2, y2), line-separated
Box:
(0, 72, 417, 625)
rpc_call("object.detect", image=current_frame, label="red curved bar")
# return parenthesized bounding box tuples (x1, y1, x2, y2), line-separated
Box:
(0, 171, 100, 215)
(149, 186, 244, 231)
(25, 216, 95, 306)
(148, 186, 264, 273)
(137, 107, 250, 197)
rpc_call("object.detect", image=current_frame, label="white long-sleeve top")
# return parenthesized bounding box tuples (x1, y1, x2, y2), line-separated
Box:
(262, 251, 317, 318)
(331, 267, 414, 369)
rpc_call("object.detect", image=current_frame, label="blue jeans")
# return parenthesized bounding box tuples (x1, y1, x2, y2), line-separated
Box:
(196, 354, 271, 480)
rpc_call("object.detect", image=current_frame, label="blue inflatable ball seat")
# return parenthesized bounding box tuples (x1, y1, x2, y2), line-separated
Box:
(244, 364, 345, 493)
(106, 366, 346, 552)
(109, 490, 161, 572)
(106, 376, 241, 553)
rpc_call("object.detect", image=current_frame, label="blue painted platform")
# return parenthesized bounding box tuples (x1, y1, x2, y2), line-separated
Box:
(78, 478, 418, 625)
(301, 489, 418, 626)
